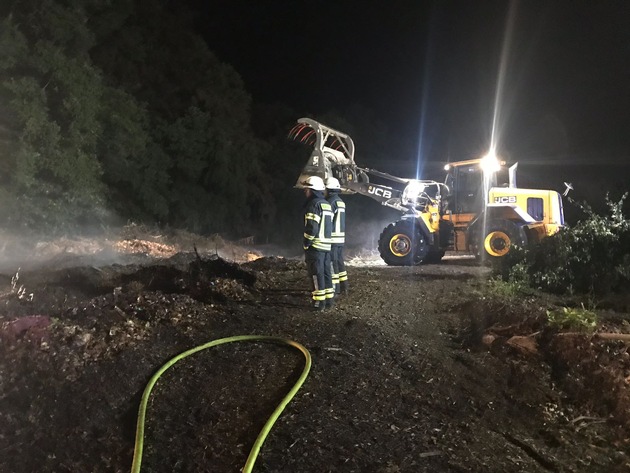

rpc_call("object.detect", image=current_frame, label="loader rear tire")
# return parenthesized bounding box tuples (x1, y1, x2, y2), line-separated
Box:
(378, 221, 428, 266)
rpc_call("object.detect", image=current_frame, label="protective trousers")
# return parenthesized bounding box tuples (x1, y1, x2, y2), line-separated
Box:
(305, 249, 334, 307)
(331, 244, 348, 294)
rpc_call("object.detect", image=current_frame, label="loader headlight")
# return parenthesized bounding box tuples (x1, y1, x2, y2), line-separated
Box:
(402, 180, 426, 205)
(480, 152, 501, 174)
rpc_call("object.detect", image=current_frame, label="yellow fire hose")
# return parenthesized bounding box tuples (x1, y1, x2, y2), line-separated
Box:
(130, 335, 312, 473)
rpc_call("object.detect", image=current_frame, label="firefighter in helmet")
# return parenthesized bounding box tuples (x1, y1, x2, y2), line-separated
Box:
(325, 177, 348, 294)
(301, 176, 334, 310)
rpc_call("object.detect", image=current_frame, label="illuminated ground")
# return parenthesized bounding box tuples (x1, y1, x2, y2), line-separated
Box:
(0, 242, 628, 472)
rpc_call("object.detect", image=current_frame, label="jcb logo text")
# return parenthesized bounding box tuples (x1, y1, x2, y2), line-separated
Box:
(368, 186, 392, 199)
(494, 196, 516, 204)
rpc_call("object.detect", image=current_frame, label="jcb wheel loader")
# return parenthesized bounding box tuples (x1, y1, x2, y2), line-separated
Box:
(289, 118, 565, 265)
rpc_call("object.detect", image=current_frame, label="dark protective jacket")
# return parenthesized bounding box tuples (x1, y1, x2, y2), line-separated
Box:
(303, 191, 333, 251)
(327, 190, 346, 245)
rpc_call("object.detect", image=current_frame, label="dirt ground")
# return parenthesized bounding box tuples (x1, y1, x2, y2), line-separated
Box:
(1, 233, 629, 472)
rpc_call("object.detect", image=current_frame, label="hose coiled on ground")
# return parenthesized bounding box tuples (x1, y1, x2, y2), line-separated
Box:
(130, 335, 312, 473)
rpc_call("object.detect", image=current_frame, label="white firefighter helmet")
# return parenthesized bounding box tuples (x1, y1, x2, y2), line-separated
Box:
(325, 177, 341, 190)
(301, 176, 326, 191)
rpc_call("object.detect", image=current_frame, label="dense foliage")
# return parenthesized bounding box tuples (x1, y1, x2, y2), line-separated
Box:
(499, 194, 630, 295)
(0, 1, 106, 229)
(0, 0, 268, 236)
(0, 0, 407, 242)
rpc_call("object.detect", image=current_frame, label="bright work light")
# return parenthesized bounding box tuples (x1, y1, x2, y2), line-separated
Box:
(480, 152, 501, 174)
(402, 180, 426, 205)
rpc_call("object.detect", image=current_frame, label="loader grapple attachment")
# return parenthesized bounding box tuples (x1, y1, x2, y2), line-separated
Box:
(288, 122, 318, 146)
(289, 118, 356, 188)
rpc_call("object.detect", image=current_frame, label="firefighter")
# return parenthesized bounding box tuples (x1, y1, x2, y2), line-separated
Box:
(301, 176, 334, 310)
(325, 177, 349, 294)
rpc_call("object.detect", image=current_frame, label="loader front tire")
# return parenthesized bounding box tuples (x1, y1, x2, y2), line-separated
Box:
(378, 221, 428, 266)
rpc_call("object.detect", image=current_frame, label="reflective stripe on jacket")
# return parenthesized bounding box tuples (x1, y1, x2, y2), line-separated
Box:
(304, 196, 333, 251)
(327, 192, 346, 244)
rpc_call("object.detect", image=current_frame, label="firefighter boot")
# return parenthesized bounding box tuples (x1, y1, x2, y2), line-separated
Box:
(312, 300, 326, 311)
(340, 281, 349, 295)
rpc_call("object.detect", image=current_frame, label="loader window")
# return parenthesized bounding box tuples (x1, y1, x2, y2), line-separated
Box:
(455, 167, 483, 213)
(527, 197, 544, 221)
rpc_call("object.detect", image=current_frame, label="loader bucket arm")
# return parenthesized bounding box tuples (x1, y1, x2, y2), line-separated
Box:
(288, 117, 447, 214)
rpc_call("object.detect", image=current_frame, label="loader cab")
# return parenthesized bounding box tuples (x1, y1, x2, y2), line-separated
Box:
(443, 158, 511, 215)
(441, 157, 509, 252)
(445, 164, 486, 214)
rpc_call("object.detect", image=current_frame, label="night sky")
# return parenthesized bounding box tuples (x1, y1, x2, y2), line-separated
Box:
(184, 1, 629, 194)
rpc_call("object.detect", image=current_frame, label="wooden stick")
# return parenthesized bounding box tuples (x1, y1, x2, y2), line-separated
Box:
(554, 332, 630, 342)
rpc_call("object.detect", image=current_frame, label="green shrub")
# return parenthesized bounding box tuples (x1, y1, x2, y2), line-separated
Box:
(485, 277, 529, 301)
(498, 194, 630, 295)
(546, 306, 597, 332)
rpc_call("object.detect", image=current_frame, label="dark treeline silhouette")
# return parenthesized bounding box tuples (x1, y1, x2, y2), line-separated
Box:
(0, 0, 410, 245)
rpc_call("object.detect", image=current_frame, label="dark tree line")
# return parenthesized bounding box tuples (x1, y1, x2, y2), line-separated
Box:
(0, 0, 407, 243)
